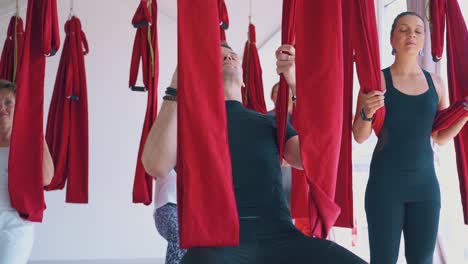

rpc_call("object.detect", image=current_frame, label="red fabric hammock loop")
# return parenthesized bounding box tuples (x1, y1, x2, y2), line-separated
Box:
(42, 0, 60, 57)
(132, 1, 152, 28)
(275, 0, 296, 161)
(130, 0, 159, 205)
(430, 0, 468, 224)
(44, 16, 89, 204)
(177, 0, 238, 248)
(295, 0, 345, 239)
(433, 99, 468, 132)
(9, 0, 60, 222)
(241, 23, 267, 114)
(430, 0, 446, 62)
(218, 0, 229, 41)
(0, 16, 25, 82)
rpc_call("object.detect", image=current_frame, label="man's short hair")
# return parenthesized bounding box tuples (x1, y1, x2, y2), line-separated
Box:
(221, 41, 233, 50)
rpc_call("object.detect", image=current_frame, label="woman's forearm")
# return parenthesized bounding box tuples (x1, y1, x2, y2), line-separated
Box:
(352, 117, 373, 144)
(43, 139, 54, 186)
(433, 116, 468, 145)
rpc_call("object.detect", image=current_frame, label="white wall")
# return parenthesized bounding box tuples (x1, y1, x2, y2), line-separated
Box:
(1, 0, 174, 261)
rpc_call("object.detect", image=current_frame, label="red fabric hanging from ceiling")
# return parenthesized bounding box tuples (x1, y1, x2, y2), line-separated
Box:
(430, 0, 446, 62)
(430, 0, 468, 224)
(8, 0, 60, 222)
(353, 0, 385, 136)
(333, 0, 356, 229)
(0, 16, 24, 82)
(177, 0, 238, 248)
(275, 0, 296, 161)
(433, 99, 468, 132)
(44, 17, 89, 203)
(218, 0, 229, 41)
(337, 0, 384, 228)
(41, 0, 60, 57)
(295, 0, 343, 238)
(241, 23, 267, 114)
(291, 0, 382, 237)
(130, 0, 159, 205)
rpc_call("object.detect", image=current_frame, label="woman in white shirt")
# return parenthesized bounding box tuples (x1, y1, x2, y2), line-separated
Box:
(153, 169, 185, 264)
(143, 68, 185, 264)
(0, 79, 54, 264)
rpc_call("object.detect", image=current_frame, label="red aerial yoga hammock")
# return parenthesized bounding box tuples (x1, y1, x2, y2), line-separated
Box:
(338, 0, 384, 228)
(44, 16, 89, 203)
(430, 0, 468, 224)
(275, 0, 296, 161)
(241, 23, 267, 114)
(0, 16, 24, 82)
(130, 0, 159, 205)
(8, 0, 60, 222)
(177, 0, 238, 248)
(294, 0, 344, 239)
(218, 0, 229, 41)
(291, 0, 386, 237)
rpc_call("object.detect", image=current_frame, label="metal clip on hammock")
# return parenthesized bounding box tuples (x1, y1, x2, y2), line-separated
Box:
(220, 21, 228, 30)
(130, 86, 147, 92)
(68, 0, 74, 20)
(133, 20, 150, 28)
(67, 95, 79, 101)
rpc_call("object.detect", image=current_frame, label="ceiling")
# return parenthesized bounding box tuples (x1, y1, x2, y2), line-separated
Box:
(157, 0, 283, 50)
(0, 0, 283, 52)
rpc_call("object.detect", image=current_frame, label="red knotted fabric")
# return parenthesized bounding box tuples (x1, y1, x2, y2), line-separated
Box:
(334, 0, 356, 229)
(41, 0, 60, 56)
(177, 0, 238, 248)
(8, 0, 60, 222)
(275, 0, 296, 161)
(291, 0, 382, 237)
(290, 102, 311, 233)
(430, 0, 468, 224)
(0, 16, 24, 82)
(295, 0, 343, 238)
(130, 0, 159, 205)
(218, 0, 229, 41)
(337, 0, 384, 228)
(241, 23, 267, 114)
(353, 0, 385, 136)
(433, 99, 468, 132)
(44, 17, 89, 203)
(430, 0, 446, 62)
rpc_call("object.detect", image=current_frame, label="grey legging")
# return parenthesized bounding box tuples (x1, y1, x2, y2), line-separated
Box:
(154, 203, 186, 264)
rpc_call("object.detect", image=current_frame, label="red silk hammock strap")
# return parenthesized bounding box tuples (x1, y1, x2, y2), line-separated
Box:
(275, 0, 296, 160)
(218, 0, 229, 41)
(339, 0, 384, 228)
(295, 0, 344, 238)
(241, 21, 267, 114)
(0, 4, 25, 83)
(130, 0, 159, 204)
(44, 16, 90, 203)
(177, 0, 238, 248)
(430, 0, 468, 224)
(9, 0, 60, 222)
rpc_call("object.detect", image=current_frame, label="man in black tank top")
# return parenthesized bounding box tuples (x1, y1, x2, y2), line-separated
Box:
(143, 43, 366, 264)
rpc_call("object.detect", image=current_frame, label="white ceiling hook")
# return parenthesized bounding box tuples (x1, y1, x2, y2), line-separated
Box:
(68, 0, 74, 20)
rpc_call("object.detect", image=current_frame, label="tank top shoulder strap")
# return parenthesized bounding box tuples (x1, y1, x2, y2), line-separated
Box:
(422, 69, 439, 100)
(382, 67, 394, 89)
(422, 70, 436, 91)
